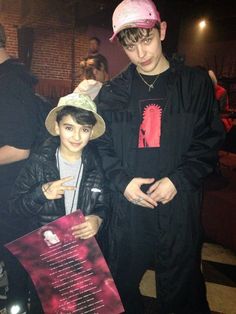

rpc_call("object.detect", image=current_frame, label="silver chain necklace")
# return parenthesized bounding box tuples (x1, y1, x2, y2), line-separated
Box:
(137, 70, 160, 92)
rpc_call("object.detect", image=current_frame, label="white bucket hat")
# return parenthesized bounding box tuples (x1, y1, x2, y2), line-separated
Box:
(45, 93, 105, 140)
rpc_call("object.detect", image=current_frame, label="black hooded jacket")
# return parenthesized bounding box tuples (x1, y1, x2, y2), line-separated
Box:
(96, 62, 225, 193)
(95, 61, 225, 311)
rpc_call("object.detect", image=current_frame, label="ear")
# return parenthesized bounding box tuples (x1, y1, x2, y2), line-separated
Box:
(54, 121, 60, 135)
(160, 21, 167, 41)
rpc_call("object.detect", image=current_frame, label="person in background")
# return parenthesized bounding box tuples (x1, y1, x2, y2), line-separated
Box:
(0, 23, 40, 314)
(74, 57, 106, 100)
(95, 0, 225, 313)
(88, 36, 109, 80)
(208, 69, 233, 133)
(8, 93, 109, 313)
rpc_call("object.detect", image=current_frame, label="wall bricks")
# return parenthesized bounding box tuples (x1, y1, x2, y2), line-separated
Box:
(0, 0, 91, 97)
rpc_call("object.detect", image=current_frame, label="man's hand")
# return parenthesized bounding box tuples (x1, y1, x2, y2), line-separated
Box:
(71, 215, 102, 239)
(42, 176, 75, 200)
(147, 177, 177, 204)
(124, 177, 158, 208)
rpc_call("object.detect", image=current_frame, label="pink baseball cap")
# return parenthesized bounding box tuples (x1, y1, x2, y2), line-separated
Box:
(110, 0, 161, 42)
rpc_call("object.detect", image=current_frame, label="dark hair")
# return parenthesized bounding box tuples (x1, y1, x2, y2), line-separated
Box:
(89, 36, 101, 45)
(79, 57, 105, 80)
(117, 23, 160, 47)
(56, 106, 96, 126)
(0, 24, 6, 48)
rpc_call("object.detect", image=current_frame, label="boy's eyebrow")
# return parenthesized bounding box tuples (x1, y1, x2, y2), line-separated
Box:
(63, 123, 73, 126)
(62, 123, 93, 128)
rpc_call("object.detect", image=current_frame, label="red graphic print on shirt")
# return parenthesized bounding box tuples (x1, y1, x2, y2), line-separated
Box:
(138, 104, 162, 148)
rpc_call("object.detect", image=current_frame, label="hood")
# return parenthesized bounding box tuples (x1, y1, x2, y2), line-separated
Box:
(74, 79, 102, 100)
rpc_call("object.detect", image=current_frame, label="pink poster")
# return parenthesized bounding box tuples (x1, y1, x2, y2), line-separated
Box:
(5, 211, 124, 314)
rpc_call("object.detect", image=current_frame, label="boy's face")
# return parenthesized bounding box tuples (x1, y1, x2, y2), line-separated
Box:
(122, 22, 167, 75)
(55, 114, 93, 159)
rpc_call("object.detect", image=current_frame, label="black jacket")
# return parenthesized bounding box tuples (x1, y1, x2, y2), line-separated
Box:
(96, 62, 225, 193)
(95, 62, 225, 312)
(0, 59, 40, 244)
(0, 59, 38, 197)
(9, 137, 109, 234)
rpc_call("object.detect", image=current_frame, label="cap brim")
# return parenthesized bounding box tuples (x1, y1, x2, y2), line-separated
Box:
(109, 19, 157, 42)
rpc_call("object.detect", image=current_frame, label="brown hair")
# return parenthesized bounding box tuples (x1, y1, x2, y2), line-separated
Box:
(79, 57, 105, 80)
(117, 23, 160, 47)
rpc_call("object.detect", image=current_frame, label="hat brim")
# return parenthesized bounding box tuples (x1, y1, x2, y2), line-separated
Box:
(45, 106, 106, 140)
(109, 19, 157, 42)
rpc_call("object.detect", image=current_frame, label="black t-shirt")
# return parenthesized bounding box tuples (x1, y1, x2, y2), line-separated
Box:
(130, 68, 171, 181)
(0, 61, 38, 203)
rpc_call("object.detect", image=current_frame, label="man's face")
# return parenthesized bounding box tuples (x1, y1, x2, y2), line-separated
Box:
(122, 22, 167, 75)
(89, 39, 99, 54)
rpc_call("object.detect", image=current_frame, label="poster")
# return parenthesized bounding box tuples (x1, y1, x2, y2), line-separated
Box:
(5, 211, 124, 314)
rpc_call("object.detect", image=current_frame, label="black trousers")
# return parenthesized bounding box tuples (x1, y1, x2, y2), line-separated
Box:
(110, 205, 210, 314)
(110, 205, 157, 314)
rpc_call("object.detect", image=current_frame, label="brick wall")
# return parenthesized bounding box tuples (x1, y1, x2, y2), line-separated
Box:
(0, 1, 20, 58)
(0, 0, 91, 99)
(0, 1, 129, 101)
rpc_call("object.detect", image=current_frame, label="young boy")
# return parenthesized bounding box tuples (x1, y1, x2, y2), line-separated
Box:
(8, 93, 108, 313)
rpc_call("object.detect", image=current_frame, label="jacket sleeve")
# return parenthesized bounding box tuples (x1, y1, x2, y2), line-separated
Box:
(93, 109, 133, 194)
(84, 148, 111, 222)
(168, 71, 225, 191)
(8, 155, 48, 218)
(94, 66, 136, 194)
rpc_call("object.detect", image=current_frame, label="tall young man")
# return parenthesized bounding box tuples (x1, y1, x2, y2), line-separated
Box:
(95, 0, 225, 313)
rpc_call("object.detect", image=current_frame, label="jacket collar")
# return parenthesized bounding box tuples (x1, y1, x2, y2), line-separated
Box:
(37, 136, 96, 171)
(97, 59, 184, 111)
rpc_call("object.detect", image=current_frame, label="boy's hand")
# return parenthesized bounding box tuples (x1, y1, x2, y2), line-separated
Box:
(71, 215, 102, 239)
(42, 176, 75, 200)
